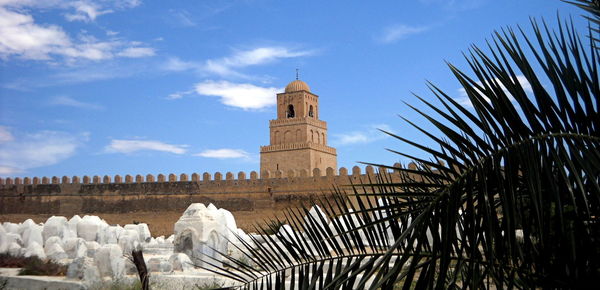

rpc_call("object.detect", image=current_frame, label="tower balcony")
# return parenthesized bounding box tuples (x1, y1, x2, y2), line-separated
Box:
(260, 142, 337, 155)
(269, 117, 327, 129)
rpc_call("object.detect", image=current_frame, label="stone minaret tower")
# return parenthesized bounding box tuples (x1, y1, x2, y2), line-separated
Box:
(260, 79, 337, 176)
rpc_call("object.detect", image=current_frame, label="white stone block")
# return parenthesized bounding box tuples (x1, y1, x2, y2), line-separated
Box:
(63, 228, 77, 240)
(230, 229, 255, 255)
(147, 257, 172, 273)
(42, 216, 68, 241)
(18, 219, 36, 235)
(124, 223, 151, 243)
(44, 236, 63, 252)
(0, 231, 7, 254)
(67, 256, 100, 283)
(24, 241, 46, 259)
(304, 205, 329, 227)
(68, 215, 81, 235)
(8, 242, 23, 256)
(45, 242, 68, 261)
(94, 244, 125, 279)
(123, 224, 138, 233)
(104, 225, 123, 244)
(77, 216, 108, 242)
(329, 211, 370, 249)
(169, 253, 194, 272)
(63, 238, 88, 259)
(5, 233, 23, 248)
(173, 203, 230, 267)
(118, 229, 139, 255)
(22, 223, 43, 248)
(124, 258, 138, 275)
(85, 241, 100, 258)
(137, 223, 151, 242)
(220, 209, 238, 240)
(3, 222, 19, 234)
(166, 235, 174, 243)
(146, 237, 158, 247)
(277, 224, 299, 243)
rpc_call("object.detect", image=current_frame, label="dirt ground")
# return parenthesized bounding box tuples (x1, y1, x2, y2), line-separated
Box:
(0, 209, 289, 237)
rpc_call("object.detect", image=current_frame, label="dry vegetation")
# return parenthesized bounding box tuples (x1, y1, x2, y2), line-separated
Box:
(0, 254, 67, 276)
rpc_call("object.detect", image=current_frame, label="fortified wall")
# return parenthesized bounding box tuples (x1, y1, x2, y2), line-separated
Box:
(1, 79, 413, 217)
(0, 164, 412, 216)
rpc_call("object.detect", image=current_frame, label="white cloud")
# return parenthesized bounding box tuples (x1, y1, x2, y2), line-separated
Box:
(454, 75, 532, 108)
(50, 96, 104, 110)
(105, 139, 188, 154)
(332, 124, 394, 146)
(166, 89, 195, 100)
(0, 3, 153, 62)
(163, 57, 200, 72)
(162, 47, 313, 78)
(163, 47, 310, 104)
(204, 47, 313, 77)
(379, 24, 428, 43)
(65, 1, 111, 22)
(418, 0, 483, 11)
(0, 7, 72, 60)
(0, 0, 142, 22)
(0, 128, 88, 176)
(113, 0, 141, 9)
(0, 126, 14, 143)
(117, 47, 155, 58)
(195, 80, 280, 110)
(169, 9, 196, 27)
(194, 149, 249, 159)
(335, 132, 369, 145)
(1, 61, 148, 90)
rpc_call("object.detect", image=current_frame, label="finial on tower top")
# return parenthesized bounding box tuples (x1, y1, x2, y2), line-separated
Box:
(295, 68, 299, 80)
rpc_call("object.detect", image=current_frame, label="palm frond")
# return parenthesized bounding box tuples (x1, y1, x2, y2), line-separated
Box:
(564, 0, 600, 44)
(199, 17, 599, 290)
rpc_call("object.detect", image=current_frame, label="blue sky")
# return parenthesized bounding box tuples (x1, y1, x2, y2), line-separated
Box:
(0, 0, 591, 178)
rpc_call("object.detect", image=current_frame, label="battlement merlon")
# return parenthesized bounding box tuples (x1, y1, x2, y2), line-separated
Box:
(0, 164, 416, 187)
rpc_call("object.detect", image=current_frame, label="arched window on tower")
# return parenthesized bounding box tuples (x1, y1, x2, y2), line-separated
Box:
(309, 105, 314, 117)
(287, 105, 295, 118)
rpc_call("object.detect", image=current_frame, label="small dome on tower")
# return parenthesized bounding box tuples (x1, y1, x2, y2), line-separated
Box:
(285, 80, 310, 93)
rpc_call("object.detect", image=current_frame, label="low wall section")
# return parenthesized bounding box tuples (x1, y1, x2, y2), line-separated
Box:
(0, 164, 413, 216)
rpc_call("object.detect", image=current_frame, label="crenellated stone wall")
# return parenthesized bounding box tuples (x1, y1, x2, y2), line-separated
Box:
(0, 164, 416, 216)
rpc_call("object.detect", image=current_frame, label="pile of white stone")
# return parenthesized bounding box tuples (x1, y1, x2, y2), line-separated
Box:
(0, 202, 358, 288)
(0, 203, 251, 286)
